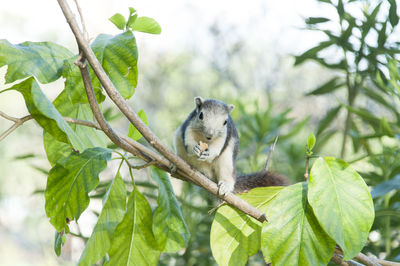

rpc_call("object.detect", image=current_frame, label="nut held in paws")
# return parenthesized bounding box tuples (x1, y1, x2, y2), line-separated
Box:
(199, 141, 208, 152)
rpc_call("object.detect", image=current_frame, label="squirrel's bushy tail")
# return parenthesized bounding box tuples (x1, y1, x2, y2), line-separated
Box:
(234, 171, 289, 193)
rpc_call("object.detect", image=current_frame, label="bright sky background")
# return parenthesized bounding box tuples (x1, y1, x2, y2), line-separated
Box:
(0, 0, 326, 54)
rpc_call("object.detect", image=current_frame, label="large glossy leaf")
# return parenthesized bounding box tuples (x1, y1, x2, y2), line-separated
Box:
(45, 147, 112, 231)
(78, 172, 127, 266)
(91, 32, 138, 99)
(43, 132, 72, 166)
(151, 168, 190, 252)
(62, 57, 105, 104)
(105, 186, 161, 266)
(261, 183, 336, 265)
(54, 90, 108, 149)
(43, 90, 108, 165)
(0, 39, 73, 84)
(210, 187, 283, 266)
(9, 77, 85, 151)
(308, 157, 374, 260)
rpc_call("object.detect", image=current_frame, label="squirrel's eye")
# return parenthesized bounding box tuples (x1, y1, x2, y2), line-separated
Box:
(223, 120, 227, 125)
(199, 112, 203, 120)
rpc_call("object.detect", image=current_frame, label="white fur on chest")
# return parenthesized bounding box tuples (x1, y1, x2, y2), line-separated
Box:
(184, 126, 226, 163)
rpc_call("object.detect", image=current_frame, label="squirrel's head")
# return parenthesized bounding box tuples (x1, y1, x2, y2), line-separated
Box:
(192, 96, 234, 141)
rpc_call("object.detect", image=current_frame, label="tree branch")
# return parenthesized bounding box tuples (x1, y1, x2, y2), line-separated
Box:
(354, 253, 382, 266)
(0, 111, 32, 142)
(56, 0, 268, 223)
(63, 116, 191, 182)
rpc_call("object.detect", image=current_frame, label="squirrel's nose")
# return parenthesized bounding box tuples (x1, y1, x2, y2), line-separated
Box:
(206, 136, 212, 140)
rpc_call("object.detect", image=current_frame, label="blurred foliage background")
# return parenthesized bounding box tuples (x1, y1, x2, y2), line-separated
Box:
(0, 0, 400, 265)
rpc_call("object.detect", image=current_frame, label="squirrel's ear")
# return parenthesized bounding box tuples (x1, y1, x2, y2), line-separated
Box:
(194, 96, 204, 111)
(228, 104, 235, 113)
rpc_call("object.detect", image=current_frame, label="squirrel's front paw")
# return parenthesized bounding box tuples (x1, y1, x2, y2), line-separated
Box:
(193, 144, 209, 161)
(218, 181, 234, 196)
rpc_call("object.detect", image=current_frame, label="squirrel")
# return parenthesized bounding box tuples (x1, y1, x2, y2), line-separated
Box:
(173, 96, 289, 196)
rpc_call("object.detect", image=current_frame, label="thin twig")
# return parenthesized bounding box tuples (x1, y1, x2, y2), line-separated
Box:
(129, 160, 157, 170)
(0, 111, 22, 122)
(64, 117, 100, 130)
(64, 117, 191, 182)
(0, 114, 32, 142)
(56, 0, 268, 223)
(264, 136, 278, 171)
(119, 153, 157, 170)
(72, 0, 89, 41)
(208, 201, 226, 215)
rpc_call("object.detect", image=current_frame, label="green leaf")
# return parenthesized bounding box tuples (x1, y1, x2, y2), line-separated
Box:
(210, 187, 283, 266)
(363, 87, 396, 113)
(129, 7, 136, 15)
(43, 90, 108, 166)
(151, 168, 190, 252)
(131, 16, 162, 34)
(9, 77, 85, 151)
(379, 116, 394, 137)
(0, 39, 73, 84)
(361, 3, 381, 40)
(378, 22, 387, 48)
(105, 186, 161, 266)
(54, 231, 66, 256)
(53, 90, 108, 149)
(305, 17, 330, 24)
(128, 109, 148, 141)
(308, 157, 374, 260)
(62, 57, 105, 104)
(337, 0, 344, 19)
(45, 147, 112, 231)
(389, 0, 399, 27)
(314, 57, 347, 70)
(13, 153, 36, 160)
(317, 105, 341, 136)
(345, 105, 381, 128)
(78, 172, 127, 266)
(307, 77, 344, 95)
(127, 7, 138, 29)
(91, 32, 138, 99)
(109, 13, 127, 30)
(127, 14, 138, 30)
(307, 133, 316, 151)
(294, 41, 334, 66)
(43, 132, 72, 166)
(261, 183, 335, 265)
